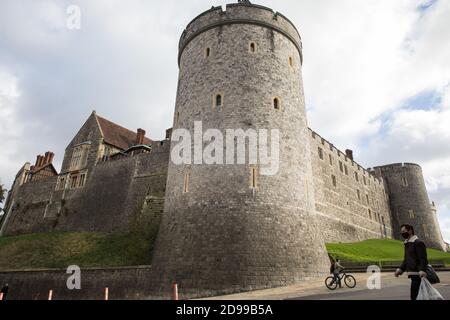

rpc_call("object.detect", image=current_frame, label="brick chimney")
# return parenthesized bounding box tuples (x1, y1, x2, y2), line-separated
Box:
(136, 129, 146, 145)
(35, 155, 45, 168)
(35, 155, 41, 167)
(345, 149, 354, 161)
(44, 151, 55, 165)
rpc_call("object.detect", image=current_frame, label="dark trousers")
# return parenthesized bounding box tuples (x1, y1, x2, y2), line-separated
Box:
(410, 276, 421, 300)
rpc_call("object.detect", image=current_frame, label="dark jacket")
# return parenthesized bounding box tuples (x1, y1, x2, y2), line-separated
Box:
(399, 236, 428, 274)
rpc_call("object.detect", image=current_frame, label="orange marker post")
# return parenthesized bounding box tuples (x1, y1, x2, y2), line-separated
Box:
(172, 283, 179, 301)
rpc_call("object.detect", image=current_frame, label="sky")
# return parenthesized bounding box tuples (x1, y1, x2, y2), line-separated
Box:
(0, 0, 449, 243)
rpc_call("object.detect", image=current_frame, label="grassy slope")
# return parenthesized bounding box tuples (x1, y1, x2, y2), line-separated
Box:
(2, 235, 449, 271)
(326, 239, 450, 265)
(0, 232, 153, 270)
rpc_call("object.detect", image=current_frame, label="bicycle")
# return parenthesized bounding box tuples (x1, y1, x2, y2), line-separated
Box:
(325, 270, 357, 290)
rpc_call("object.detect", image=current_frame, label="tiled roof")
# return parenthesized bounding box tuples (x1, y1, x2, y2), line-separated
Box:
(96, 115, 153, 150)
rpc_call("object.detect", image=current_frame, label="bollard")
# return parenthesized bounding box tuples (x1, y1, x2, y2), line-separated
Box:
(48, 290, 53, 300)
(105, 287, 109, 301)
(172, 283, 179, 301)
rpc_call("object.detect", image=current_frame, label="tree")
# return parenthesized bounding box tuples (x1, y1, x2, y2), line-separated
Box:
(0, 180, 6, 213)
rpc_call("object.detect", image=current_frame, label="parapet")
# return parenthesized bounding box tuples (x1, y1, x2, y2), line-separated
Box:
(372, 163, 422, 172)
(178, 2, 303, 65)
(308, 128, 383, 185)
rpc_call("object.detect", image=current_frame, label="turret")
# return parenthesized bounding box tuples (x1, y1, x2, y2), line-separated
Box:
(150, 1, 329, 297)
(373, 163, 446, 251)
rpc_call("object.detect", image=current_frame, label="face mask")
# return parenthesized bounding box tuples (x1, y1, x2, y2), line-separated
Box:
(401, 232, 410, 239)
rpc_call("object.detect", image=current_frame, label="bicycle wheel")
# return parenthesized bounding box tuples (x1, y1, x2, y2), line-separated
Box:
(325, 276, 338, 290)
(344, 275, 356, 288)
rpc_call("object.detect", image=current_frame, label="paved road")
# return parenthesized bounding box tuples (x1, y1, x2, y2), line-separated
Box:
(204, 272, 450, 300)
(290, 275, 450, 300)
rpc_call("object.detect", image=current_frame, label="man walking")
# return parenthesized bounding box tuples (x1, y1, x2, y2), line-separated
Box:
(394, 224, 428, 300)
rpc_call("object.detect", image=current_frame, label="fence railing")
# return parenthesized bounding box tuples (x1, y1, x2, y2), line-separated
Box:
(340, 260, 445, 270)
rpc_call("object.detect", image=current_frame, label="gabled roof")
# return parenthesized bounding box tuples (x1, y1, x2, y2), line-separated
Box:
(32, 163, 58, 176)
(95, 114, 153, 150)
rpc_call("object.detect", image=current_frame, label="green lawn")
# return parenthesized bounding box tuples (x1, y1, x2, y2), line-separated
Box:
(2, 235, 449, 271)
(0, 232, 154, 270)
(326, 239, 450, 265)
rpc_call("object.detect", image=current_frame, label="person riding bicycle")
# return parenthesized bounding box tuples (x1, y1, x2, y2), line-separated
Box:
(331, 258, 345, 288)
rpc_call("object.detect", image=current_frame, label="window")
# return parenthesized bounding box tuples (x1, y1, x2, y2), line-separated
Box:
(329, 154, 333, 166)
(344, 165, 348, 175)
(318, 147, 324, 160)
(273, 97, 280, 110)
(368, 209, 372, 220)
(366, 194, 370, 205)
(79, 173, 86, 188)
(402, 175, 408, 187)
(357, 189, 361, 201)
(205, 47, 211, 58)
(249, 42, 256, 53)
(355, 172, 359, 182)
(363, 176, 367, 185)
(68, 171, 87, 189)
(56, 176, 66, 190)
(214, 94, 223, 108)
(289, 56, 293, 67)
(70, 143, 90, 171)
(183, 173, 189, 193)
(339, 161, 343, 173)
(70, 175, 78, 189)
(331, 175, 337, 188)
(250, 167, 258, 188)
(176, 112, 180, 125)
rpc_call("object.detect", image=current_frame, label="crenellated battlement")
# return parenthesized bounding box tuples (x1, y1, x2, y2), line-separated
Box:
(178, 2, 303, 65)
(308, 128, 383, 185)
(372, 162, 422, 171)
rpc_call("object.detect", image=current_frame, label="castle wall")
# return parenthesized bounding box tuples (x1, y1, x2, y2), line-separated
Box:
(0, 143, 170, 236)
(150, 3, 330, 298)
(309, 130, 394, 243)
(0, 177, 58, 235)
(0, 266, 154, 300)
(372, 163, 446, 251)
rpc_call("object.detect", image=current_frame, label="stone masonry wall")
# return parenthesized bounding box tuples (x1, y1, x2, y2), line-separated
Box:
(0, 267, 154, 300)
(1, 143, 170, 236)
(150, 3, 330, 299)
(372, 163, 446, 251)
(309, 129, 394, 243)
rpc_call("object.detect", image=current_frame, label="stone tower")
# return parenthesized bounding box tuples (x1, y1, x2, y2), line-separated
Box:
(150, 2, 330, 297)
(373, 163, 446, 251)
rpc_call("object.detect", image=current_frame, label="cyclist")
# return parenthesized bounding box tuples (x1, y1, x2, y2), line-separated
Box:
(331, 258, 344, 288)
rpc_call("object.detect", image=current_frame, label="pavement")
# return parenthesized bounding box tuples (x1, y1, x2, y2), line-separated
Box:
(200, 272, 450, 300)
